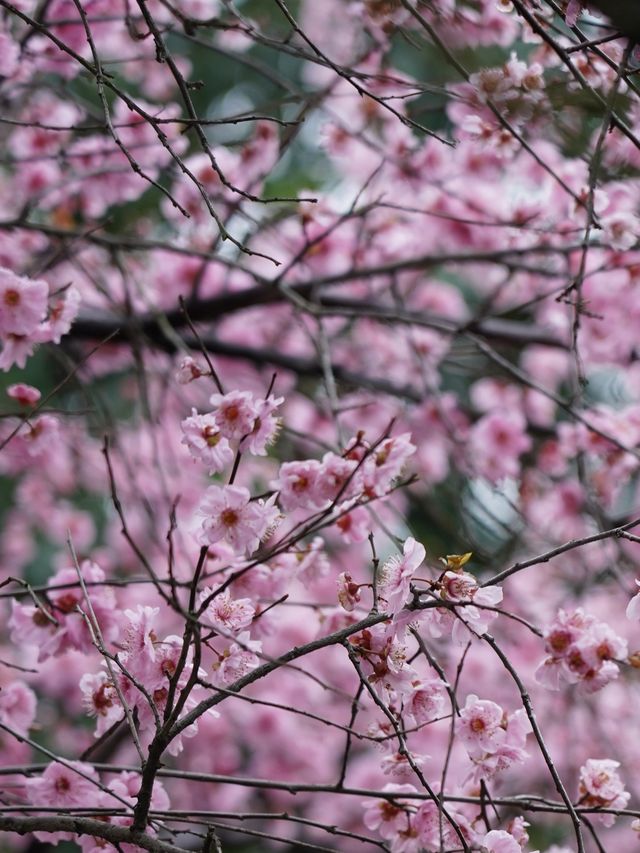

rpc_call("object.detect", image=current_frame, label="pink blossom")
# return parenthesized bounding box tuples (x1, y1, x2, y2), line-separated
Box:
(468, 707, 530, 783)
(337, 571, 362, 612)
(209, 390, 259, 440)
(7, 383, 40, 405)
(451, 581, 504, 643)
(441, 569, 479, 603)
(536, 608, 627, 693)
(334, 503, 370, 543)
(42, 285, 80, 343)
(468, 410, 532, 483)
(363, 783, 418, 839)
(380, 749, 429, 781)
(413, 800, 476, 851)
(405, 678, 447, 725)
(601, 212, 640, 251)
(240, 393, 283, 455)
(197, 484, 279, 555)
(0, 26, 19, 77)
(315, 451, 361, 504)
(272, 459, 323, 511)
(181, 408, 234, 474)
(458, 694, 505, 758)
(0, 267, 48, 337)
(25, 414, 60, 455)
(0, 333, 38, 370)
(349, 623, 418, 703)
(48, 561, 118, 652)
(481, 829, 522, 853)
(176, 356, 207, 384)
(8, 598, 64, 662)
(293, 536, 330, 584)
(199, 588, 255, 633)
(506, 816, 530, 847)
(213, 632, 262, 686)
(578, 758, 629, 826)
(364, 433, 416, 495)
(79, 672, 123, 737)
(0, 681, 37, 736)
(121, 605, 160, 683)
(377, 537, 425, 615)
(626, 579, 640, 620)
(27, 760, 100, 808)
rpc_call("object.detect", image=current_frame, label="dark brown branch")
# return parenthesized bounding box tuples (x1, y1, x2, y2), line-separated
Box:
(0, 815, 188, 853)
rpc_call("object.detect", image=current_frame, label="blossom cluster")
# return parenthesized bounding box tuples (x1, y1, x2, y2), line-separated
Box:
(0, 267, 79, 370)
(458, 694, 530, 784)
(26, 761, 170, 850)
(535, 608, 628, 693)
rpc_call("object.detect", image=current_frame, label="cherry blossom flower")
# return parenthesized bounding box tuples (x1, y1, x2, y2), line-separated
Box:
(121, 605, 160, 683)
(0, 334, 39, 370)
(334, 503, 370, 543)
(363, 783, 418, 840)
(337, 571, 362, 612)
(7, 383, 40, 405)
(377, 537, 425, 616)
(458, 694, 506, 757)
(458, 694, 530, 784)
(209, 390, 259, 440)
(240, 393, 283, 455)
(293, 536, 330, 584)
(404, 678, 447, 725)
(315, 451, 362, 504)
(0, 681, 37, 736)
(506, 816, 531, 848)
(199, 588, 255, 634)
(601, 212, 640, 251)
(363, 433, 416, 495)
(626, 579, 640, 620)
(349, 623, 418, 703)
(42, 284, 80, 343)
(380, 749, 429, 781)
(197, 484, 279, 555)
(79, 672, 123, 737)
(27, 761, 100, 808)
(212, 632, 262, 686)
(175, 356, 207, 384)
(181, 408, 234, 474)
(468, 410, 532, 484)
(481, 829, 522, 853)
(578, 758, 630, 826)
(272, 459, 323, 511)
(413, 800, 477, 851)
(8, 598, 64, 662)
(0, 267, 48, 337)
(535, 608, 627, 693)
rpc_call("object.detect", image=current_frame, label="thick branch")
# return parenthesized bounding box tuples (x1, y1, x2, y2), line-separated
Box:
(0, 815, 189, 853)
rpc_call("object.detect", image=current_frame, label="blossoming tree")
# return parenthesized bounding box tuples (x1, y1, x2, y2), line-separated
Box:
(1, 1, 640, 851)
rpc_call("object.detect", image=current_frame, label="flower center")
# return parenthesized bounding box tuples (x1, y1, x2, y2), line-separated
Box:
(56, 593, 80, 614)
(293, 475, 309, 492)
(93, 685, 113, 713)
(221, 508, 239, 528)
(203, 427, 221, 447)
(224, 403, 239, 422)
(3, 289, 20, 307)
(55, 776, 71, 793)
